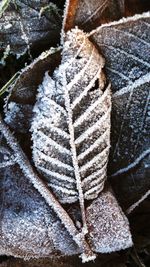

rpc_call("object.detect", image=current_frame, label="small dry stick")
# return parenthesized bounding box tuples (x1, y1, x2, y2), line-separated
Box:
(126, 190, 150, 214)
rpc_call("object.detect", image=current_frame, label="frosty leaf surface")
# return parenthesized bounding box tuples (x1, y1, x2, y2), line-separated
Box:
(90, 12, 150, 208)
(0, 116, 132, 261)
(0, 117, 95, 260)
(4, 48, 61, 134)
(0, 118, 81, 258)
(0, 0, 62, 57)
(31, 29, 111, 236)
(87, 187, 132, 253)
(63, 0, 125, 32)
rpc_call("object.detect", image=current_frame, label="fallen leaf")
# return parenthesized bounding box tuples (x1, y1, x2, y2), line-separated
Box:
(31, 28, 110, 202)
(86, 186, 132, 253)
(31, 28, 111, 238)
(4, 47, 61, 134)
(0, 0, 62, 57)
(0, 117, 81, 258)
(63, 0, 125, 32)
(89, 12, 150, 209)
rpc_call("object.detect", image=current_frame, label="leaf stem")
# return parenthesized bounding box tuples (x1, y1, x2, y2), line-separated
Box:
(62, 70, 88, 236)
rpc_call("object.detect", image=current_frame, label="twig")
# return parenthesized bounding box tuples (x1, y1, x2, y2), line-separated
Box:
(0, 0, 11, 17)
(0, 72, 20, 96)
(126, 190, 150, 214)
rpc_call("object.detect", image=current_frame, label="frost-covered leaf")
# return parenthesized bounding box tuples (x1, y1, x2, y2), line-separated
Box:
(31, 28, 111, 237)
(86, 186, 132, 253)
(0, 118, 81, 258)
(63, 0, 150, 33)
(63, 0, 125, 32)
(90, 12, 150, 208)
(0, 117, 132, 261)
(4, 47, 61, 134)
(0, 163, 80, 259)
(0, 0, 62, 57)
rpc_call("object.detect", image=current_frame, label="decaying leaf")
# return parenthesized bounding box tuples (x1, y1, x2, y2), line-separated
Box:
(89, 12, 150, 209)
(63, 0, 125, 32)
(0, 0, 62, 57)
(31, 28, 111, 237)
